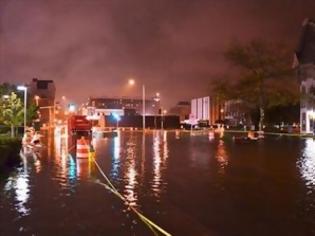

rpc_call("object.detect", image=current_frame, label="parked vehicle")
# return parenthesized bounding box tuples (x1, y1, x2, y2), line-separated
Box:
(68, 115, 92, 135)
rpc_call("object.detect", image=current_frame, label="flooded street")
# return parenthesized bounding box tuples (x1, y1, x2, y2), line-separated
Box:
(1, 130, 315, 235)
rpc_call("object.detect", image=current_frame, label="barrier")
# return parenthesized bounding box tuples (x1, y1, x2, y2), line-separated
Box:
(76, 136, 89, 158)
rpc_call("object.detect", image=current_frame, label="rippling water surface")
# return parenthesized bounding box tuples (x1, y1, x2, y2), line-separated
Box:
(1, 130, 315, 235)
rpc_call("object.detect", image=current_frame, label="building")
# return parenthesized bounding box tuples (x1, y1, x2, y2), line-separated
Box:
(190, 96, 222, 125)
(85, 97, 160, 120)
(28, 78, 56, 126)
(224, 99, 248, 126)
(295, 18, 315, 134)
(169, 101, 190, 121)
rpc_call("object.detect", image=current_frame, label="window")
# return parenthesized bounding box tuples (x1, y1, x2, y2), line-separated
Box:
(37, 81, 48, 89)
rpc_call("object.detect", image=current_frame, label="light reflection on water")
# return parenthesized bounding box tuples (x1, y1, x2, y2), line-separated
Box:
(4, 156, 30, 216)
(152, 131, 162, 195)
(107, 131, 170, 206)
(3, 126, 82, 219)
(2, 130, 315, 235)
(111, 132, 121, 179)
(124, 133, 138, 206)
(299, 139, 315, 190)
(152, 130, 169, 198)
(215, 140, 229, 175)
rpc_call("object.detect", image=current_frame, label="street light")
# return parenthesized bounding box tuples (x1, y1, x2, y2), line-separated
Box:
(154, 92, 160, 102)
(128, 79, 146, 131)
(17, 85, 28, 133)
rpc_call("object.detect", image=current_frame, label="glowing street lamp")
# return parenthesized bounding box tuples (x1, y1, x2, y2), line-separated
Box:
(17, 85, 28, 133)
(154, 92, 161, 102)
(128, 79, 135, 86)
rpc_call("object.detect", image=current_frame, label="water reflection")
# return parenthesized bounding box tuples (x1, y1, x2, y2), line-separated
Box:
(299, 139, 315, 190)
(215, 140, 229, 175)
(53, 125, 92, 188)
(151, 130, 169, 198)
(153, 131, 162, 195)
(124, 134, 138, 206)
(4, 154, 30, 216)
(111, 132, 121, 179)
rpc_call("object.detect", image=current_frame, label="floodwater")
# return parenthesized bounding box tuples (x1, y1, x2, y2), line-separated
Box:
(1, 129, 315, 236)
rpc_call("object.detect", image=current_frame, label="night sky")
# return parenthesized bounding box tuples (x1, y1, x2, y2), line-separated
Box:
(1, 0, 315, 107)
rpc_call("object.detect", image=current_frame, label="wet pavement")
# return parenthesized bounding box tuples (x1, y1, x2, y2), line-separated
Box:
(1, 129, 315, 235)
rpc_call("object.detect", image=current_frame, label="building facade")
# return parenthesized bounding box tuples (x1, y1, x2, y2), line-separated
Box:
(28, 78, 56, 126)
(190, 96, 222, 125)
(169, 101, 190, 121)
(224, 99, 248, 126)
(295, 18, 315, 134)
(86, 97, 160, 120)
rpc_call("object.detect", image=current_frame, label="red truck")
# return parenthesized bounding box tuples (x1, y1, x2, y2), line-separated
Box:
(68, 115, 92, 135)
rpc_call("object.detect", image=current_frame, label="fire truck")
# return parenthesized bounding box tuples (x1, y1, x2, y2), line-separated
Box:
(68, 115, 92, 135)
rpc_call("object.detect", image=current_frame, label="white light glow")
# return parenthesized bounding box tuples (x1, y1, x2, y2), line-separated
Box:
(128, 79, 135, 86)
(17, 85, 27, 91)
(299, 139, 315, 189)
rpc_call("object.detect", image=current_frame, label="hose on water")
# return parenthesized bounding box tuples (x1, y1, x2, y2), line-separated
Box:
(90, 152, 172, 236)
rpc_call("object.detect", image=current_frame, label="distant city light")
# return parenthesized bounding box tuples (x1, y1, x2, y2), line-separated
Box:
(112, 113, 121, 121)
(69, 104, 76, 112)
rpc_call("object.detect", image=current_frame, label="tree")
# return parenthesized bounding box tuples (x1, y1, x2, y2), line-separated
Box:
(210, 76, 235, 122)
(223, 40, 298, 130)
(0, 83, 18, 98)
(0, 92, 24, 137)
(27, 103, 39, 125)
(0, 83, 38, 128)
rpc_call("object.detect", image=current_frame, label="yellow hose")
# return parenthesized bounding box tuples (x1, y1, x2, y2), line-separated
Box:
(92, 155, 172, 236)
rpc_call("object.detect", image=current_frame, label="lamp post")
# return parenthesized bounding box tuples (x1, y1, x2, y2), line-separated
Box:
(153, 92, 160, 129)
(128, 79, 146, 131)
(17, 85, 28, 133)
(142, 84, 145, 130)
